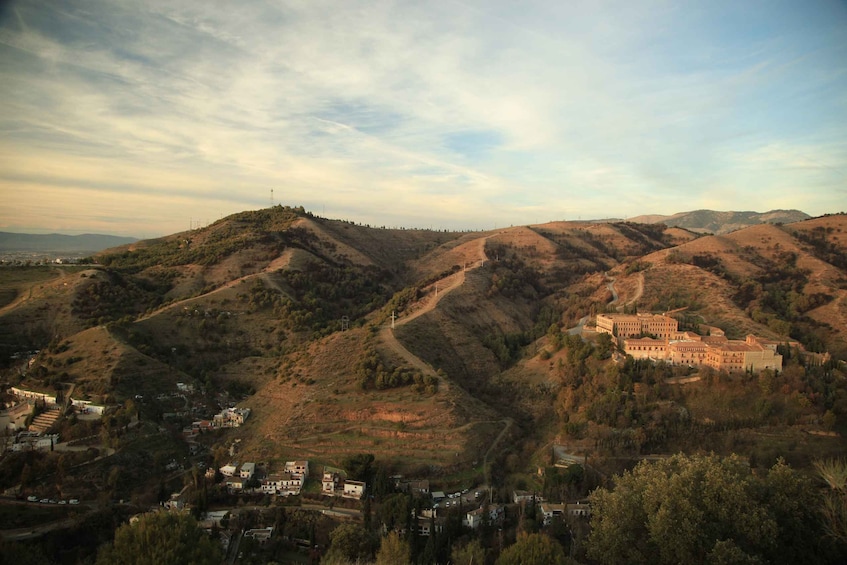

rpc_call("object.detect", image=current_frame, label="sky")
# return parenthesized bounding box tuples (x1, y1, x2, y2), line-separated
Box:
(0, 0, 845, 237)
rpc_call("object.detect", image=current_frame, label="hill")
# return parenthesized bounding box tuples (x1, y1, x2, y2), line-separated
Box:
(1, 206, 845, 511)
(628, 209, 810, 234)
(0, 232, 138, 254)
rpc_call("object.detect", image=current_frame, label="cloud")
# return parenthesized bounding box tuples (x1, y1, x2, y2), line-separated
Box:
(0, 0, 845, 236)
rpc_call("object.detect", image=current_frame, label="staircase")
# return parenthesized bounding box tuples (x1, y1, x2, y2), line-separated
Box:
(29, 408, 61, 433)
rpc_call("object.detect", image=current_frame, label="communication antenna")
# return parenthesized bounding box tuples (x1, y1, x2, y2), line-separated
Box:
(270, 188, 274, 208)
(391, 310, 396, 330)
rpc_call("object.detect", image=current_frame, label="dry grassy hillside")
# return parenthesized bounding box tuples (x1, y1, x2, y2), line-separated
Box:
(240, 327, 501, 471)
(3, 207, 845, 484)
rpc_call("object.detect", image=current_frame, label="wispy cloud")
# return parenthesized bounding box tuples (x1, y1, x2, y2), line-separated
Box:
(0, 0, 845, 236)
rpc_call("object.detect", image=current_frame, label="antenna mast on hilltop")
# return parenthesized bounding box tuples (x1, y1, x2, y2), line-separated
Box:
(270, 188, 274, 208)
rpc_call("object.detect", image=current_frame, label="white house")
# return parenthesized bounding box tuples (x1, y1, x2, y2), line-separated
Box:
(219, 462, 238, 477)
(463, 508, 485, 529)
(513, 490, 540, 505)
(322, 472, 339, 495)
(240, 462, 256, 480)
(342, 480, 366, 499)
(285, 460, 309, 479)
(462, 504, 504, 529)
(262, 472, 303, 496)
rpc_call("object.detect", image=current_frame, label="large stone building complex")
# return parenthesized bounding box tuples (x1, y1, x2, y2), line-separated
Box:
(596, 313, 783, 373)
(595, 313, 679, 340)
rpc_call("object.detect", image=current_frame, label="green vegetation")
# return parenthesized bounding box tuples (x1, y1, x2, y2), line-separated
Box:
(356, 342, 437, 393)
(270, 262, 392, 334)
(587, 453, 832, 565)
(95, 512, 222, 565)
(496, 532, 570, 565)
(98, 206, 304, 272)
(72, 270, 169, 326)
(793, 225, 847, 271)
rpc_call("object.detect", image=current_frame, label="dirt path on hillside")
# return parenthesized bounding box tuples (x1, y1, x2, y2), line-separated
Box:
(483, 417, 513, 484)
(379, 234, 492, 392)
(605, 273, 619, 309)
(136, 254, 294, 322)
(0, 267, 67, 316)
(628, 272, 645, 305)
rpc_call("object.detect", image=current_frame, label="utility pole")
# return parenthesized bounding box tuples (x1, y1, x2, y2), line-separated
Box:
(391, 311, 396, 330)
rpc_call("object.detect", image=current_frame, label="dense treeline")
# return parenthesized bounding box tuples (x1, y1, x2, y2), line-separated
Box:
(588, 453, 843, 565)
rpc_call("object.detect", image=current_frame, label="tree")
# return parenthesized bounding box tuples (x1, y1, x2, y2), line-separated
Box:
(451, 539, 485, 565)
(375, 531, 410, 565)
(815, 458, 847, 544)
(322, 523, 375, 564)
(496, 532, 569, 565)
(95, 512, 222, 565)
(587, 453, 823, 565)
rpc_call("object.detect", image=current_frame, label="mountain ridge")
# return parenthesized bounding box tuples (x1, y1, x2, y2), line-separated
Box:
(627, 208, 810, 234)
(0, 231, 138, 253)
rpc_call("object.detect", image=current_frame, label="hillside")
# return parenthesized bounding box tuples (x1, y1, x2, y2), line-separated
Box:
(629, 209, 810, 234)
(1, 206, 845, 511)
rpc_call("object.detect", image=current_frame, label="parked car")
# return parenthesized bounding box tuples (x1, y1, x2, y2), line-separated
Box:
(27, 495, 38, 502)
(40, 498, 49, 503)
(69, 499, 80, 505)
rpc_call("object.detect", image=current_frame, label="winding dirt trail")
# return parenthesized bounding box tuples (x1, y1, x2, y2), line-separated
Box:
(378, 234, 491, 391)
(136, 254, 295, 322)
(0, 267, 67, 316)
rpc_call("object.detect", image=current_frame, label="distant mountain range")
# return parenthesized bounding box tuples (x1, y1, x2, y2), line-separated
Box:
(0, 232, 138, 254)
(627, 209, 810, 235)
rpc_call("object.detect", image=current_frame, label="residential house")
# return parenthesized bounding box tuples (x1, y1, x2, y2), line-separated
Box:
(417, 516, 444, 537)
(285, 460, 309, 479)
(225, 477, 244, 492)
(463, 507, 485, 529)
(219, 462, 238, 477)
(342, 480, 366, 499)
(213, 407, 251, 428)
(240, 462, 256, 480)
(262, 471, 304, 496)
(513, 490, 541, 505)
(540, 503, 566, 526)
(567, 501, 591, 518)
(322, 472, 340, 495)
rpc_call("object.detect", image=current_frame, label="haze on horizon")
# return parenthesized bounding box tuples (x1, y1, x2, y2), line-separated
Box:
(1, 0, 845, 238)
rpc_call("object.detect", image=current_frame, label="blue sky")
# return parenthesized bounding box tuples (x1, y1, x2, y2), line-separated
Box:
(0, 0, 845, 237)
